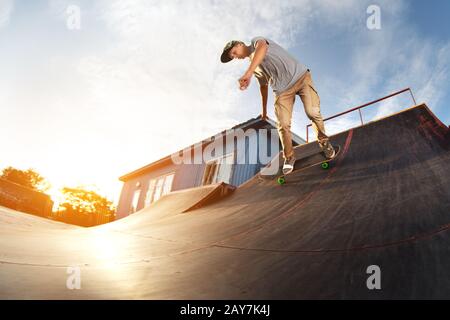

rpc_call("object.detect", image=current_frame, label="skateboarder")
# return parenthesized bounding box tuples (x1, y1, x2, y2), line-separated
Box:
(220, 37, 335, 174)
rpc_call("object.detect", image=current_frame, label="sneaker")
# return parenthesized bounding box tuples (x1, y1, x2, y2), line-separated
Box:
(282, 156, 296, 175)
(322, 141, 336, 159)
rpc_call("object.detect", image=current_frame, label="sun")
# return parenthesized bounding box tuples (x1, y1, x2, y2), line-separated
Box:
(46, 185, 65, 211)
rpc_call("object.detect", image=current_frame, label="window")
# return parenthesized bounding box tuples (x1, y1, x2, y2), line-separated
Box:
(202, 153, 234, 185)
(163, 174, 174, 195)
(130, 189, 141, 213)
(144, 173, 175, 207)
(153, 177, 164, 202)
(145, 179, 156, 207)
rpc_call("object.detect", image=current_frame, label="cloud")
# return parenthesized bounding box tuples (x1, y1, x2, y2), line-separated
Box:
(0, 0, 14, 29)
(315, 0, 450, 133)
(277, 0, 450, 140)
(81, 0, 448, 145)
(76, 0, 332, 155)
(74, 0, 376, 147)
(414, 43, 450, 106)
(367, 37, 450, 122)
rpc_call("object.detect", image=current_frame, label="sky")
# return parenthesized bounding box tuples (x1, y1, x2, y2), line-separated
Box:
(0, 0, 449, 206)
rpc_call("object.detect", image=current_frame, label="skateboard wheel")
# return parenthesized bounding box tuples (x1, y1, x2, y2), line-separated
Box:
(321, 162, 329, 169)
(277, 177, 286, 185)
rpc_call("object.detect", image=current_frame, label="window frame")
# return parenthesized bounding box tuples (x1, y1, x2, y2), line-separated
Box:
(202, 152, 235, 185)
(144, 172, 175, 207)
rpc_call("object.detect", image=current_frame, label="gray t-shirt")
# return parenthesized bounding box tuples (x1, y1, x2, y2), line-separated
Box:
(250, 36, 308, 96)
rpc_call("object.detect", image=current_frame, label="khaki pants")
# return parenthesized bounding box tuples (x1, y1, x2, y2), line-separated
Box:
(274, 70, 329, 160)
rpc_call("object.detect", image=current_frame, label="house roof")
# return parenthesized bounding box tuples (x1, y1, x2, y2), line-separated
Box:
(119, 116, 306, 181)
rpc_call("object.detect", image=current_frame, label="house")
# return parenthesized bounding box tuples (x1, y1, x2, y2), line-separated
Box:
(116, 116, 305, 219)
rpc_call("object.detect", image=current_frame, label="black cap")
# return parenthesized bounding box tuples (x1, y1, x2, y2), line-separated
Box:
(220, 40, 240, 63)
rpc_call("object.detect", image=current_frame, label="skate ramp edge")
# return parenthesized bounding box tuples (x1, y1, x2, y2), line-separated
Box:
(180, 182, 236, 213)
(132, 182, 236, 217)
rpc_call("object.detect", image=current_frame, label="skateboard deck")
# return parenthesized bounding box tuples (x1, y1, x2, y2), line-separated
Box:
(276, 145, 341, 185)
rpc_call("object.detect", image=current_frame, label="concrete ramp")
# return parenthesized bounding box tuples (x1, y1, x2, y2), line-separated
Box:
(1, 103, 450, 299)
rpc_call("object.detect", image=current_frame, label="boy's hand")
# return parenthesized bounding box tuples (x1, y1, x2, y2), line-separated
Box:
(238, 72, 252, 90)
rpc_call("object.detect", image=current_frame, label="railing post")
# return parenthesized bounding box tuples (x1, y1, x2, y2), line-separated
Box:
(409, 88, 417, 105)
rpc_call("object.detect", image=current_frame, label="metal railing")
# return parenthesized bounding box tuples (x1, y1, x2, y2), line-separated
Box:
(306, 87, 417, 142)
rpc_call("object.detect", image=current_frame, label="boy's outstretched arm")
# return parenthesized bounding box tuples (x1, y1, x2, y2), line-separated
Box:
(246, 39, 268, 75)
(239, 40, 268, 90)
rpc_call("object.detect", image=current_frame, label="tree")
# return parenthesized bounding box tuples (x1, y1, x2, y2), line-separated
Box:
(0, 167, 50, 192)
(57, 186, 116, 226)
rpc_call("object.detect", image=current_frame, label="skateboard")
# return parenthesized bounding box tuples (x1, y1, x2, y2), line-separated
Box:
(276, 145, 341, 185)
